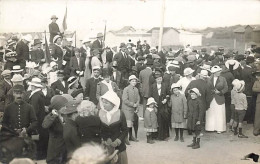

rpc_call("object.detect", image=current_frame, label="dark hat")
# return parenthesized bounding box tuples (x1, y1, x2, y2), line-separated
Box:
(215, 52, 223, 56)
(154, 68, 163, 79)
(119, 43, 126, 49)
(218, 47, 224, 51)
(101, 68, 112, 77)
(50, 95, 68, 110)
(60, 99, 81, 115)
(235, 54, 246, 61)
(68, 76, 78, 88)
(13, 84, 25, 92)
(146, 58, 154, 66)
(11, 35, 19, 41)
(246, 56, 255, 64)
(33, 39, 42, 46)
(5, 49, 17, 58)
(137, 56, 145, 61)
(201, 48, 207, 52)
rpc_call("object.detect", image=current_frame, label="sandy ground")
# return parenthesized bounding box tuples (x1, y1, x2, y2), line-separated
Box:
(36, 121, 260, 164)
(35, 106, 260, 164)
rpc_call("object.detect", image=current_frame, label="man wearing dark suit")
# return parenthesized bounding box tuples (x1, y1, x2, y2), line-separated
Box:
(158, 48, 167, 65)
(113, 43, 131, 89)
(84, 66, 102, 105)
(49, 15, 61, 43)
(70, 48, 85, 76)
(51, 71, 69, 95)
(139, 58, 154, 116)
(63, 38, 75, 74)
(91, 33, 104, 54)
(16, 35, 31, 68)
(30, 39, 45, 64)
(0, 70, 12, 113)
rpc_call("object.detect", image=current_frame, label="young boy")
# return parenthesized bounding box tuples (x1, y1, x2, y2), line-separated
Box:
(233, 80, 248, 138)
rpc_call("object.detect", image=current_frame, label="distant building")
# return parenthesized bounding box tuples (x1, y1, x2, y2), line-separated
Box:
(234, 25, 260, 43)
(147, 27, 202, 47)
(105, 26, 151, 47)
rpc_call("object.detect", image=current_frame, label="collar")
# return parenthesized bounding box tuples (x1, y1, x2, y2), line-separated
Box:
(29, 88, 41, 98)
(146, 107, 154, 112)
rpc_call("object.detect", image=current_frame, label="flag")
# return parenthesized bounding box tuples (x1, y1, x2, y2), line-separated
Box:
(62, 7, 67, 31)
(44, 33, 51, 64)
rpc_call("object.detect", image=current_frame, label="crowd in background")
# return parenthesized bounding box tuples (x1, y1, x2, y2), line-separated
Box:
(0, 15, 260, 164)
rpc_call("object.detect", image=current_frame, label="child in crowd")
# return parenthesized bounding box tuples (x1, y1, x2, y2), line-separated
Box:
(229, 79, 240, 131)
(233, 80, 248, 138)
(187, 88, 203, 149)
(144, 97, 158, 144)
(169, 83, 187, 142)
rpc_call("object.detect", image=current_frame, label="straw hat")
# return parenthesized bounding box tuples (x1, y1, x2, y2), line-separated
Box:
(22, 34, 32, 42)
(53, 35, 61, 43)
(51, 15, 58, 20)
(211, 65, 222, 73)
(128, 75, 138, 81)
(171, 83, 181, 90)
(28, 77, 43, 88)
(183, 67, 194, 76)
(68, 76, 78, 88)
(11, 65, 23, 73)
(146, 97, 157, 106)
(1, 70, 11, 76)
(225, 59, 240, 70)
(236, 80, 245, 93)
(189, 88, 201, 96)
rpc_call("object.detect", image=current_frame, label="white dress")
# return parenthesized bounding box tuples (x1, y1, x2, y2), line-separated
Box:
(205, 77, 226, 132)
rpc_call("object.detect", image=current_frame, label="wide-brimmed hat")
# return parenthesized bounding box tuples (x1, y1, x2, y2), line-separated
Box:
(5, 49, 17, 58)
(119, 43, 126, 49)
(198, 70, 209, 78)
(189, 88, 201, 96)
(129, 75, 138, 81)
(171, 83, 181, 90)
(51, 15, 58, 20)
(7, 39, 16, 46)
(82, 38, 91, 44)
(96, 33, 103, 38)
(22, 34, 32, 42)
(211, 65, 222, 73)
(183, 67, 194, 76)
(11, 74, 23, 82)
(33, 39, 42, 46)
(11, 65, 23, 73)
(1, 70, 11, 76)
(225, 60, 240, 70)
(60, 99, 81, 115)
(236, 80, 245, 93)
(68, 76, 78, 88)
(28, 77, 43, 88)
(53, 35, 62, 43)
(26, 61, 39, 69)
(146, 97, 157, 106)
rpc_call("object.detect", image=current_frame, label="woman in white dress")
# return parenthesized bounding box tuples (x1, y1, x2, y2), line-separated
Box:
(206, 65, 228, 133)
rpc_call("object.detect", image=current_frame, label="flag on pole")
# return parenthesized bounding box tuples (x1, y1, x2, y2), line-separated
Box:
(62, 7, 67, 31)
(44, 32, 51, 64)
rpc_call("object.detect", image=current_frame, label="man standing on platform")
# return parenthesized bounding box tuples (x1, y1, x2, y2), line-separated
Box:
(49, 15, 61, 43)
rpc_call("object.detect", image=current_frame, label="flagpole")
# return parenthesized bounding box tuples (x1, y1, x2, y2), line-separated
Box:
(158, 0, 166, 52)
(103, 20, 107, 48)
(74, 31, 76, 47)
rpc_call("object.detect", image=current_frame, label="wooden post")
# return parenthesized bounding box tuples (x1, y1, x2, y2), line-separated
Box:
(74, 31, 76, 47)
(234, 38, 236, 49)
(158, 0, 166, 52)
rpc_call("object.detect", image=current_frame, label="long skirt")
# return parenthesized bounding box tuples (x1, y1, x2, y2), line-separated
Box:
(157, 112, 170, 140)
(205, 98, 226, 132)
(117, 151, 128, 164)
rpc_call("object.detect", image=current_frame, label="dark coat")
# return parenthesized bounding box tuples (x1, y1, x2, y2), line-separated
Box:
(187, 98, 203, 131)
(63, 118, 81, 156)
(2, 101, 37, 135)
(163, 72, 180, 91)
(135, 62, 146, 76)
(51, 44, 63, 69)
(99, 110, 128, 153)
(139, 67, 153, 98)
(30, 49, 45, 64)
(51, 80, 69, 95)
(49, 22, 60, 43)
(16, 40, 29, 61)
(42, 113, 66, 163)
(91, 39, 103, 53)
(69, 56, 85, 76)
(75, 115, 101, 144)
(185, 79, 213, 111)
(209, 76, 228, 105)
(113, 52, 131, 72)
(221, 69, 235, 93)
(241, 65, 255, 96)
(158, 50, 167, 65)
(43, 87, 55, 107)
(84, 77, 103, 105)
(0, 79, 12, 112)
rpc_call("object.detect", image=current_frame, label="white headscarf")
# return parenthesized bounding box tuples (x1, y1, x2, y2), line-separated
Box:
(99, 91, 120, 123)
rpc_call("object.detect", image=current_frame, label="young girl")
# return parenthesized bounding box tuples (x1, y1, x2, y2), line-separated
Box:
(233, 80, 248, 138)
(229, 79, 240, 131)
(169, 83, 187, 142)
(187, 88, 203, 149)
(144, 97, 158, 144)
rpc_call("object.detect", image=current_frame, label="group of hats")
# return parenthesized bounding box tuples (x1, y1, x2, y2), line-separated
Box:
(5, 49, 17, 58)
(232, 79, 245, 93)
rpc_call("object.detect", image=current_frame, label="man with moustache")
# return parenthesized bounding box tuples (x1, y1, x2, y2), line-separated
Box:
(2, 84, 37, 137)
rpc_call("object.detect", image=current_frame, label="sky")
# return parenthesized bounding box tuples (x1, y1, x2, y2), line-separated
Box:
(0, 0, 260, 40)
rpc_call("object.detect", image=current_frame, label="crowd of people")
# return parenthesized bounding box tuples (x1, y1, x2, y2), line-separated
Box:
(0, 14, 260, 164)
